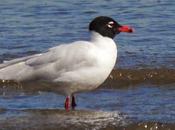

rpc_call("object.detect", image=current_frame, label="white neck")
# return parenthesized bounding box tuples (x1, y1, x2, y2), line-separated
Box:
(90, 31, 117, 51)
(87, 31, 118, 86)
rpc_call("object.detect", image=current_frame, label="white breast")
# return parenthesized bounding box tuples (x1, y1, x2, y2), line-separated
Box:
(52, 32, 117, 95)
(89, 32, 117, 86)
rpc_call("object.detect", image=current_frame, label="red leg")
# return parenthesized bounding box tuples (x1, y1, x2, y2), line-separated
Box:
(71, 95, 77, 110)
(64, 96, 70, 111)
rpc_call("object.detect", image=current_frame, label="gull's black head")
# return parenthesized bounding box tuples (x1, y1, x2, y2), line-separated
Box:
(89, 16, 134, 39)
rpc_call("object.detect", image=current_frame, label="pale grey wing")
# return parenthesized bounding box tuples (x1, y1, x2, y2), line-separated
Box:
(25, 41, 97, 83)
(0, 41, 95, 82)
(0, 43, 65, 69)
(0, 45, 64, 80)
(0, 54, 40, 69)
(0, 50, 58, 74)
(25, 52, 57, 67)
(26, 41, 95, 70)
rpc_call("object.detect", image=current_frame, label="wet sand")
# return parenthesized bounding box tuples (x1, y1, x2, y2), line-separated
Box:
(1, 68, 175, 89)
(102, 68, 175, 88)
(0, 108, 174, 130)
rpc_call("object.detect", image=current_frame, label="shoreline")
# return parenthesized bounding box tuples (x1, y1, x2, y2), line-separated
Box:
(102, 68, 175, 88)
(0, 108, 174, 130)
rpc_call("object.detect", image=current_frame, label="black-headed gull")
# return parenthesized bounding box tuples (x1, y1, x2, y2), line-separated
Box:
(0, 16, 133, 110)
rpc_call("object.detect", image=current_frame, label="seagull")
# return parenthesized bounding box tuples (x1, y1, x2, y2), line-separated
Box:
(0, 16, 133, 110)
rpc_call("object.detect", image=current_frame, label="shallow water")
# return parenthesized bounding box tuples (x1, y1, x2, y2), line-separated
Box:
(0, 0, 175, 129)
(0, 0, 174, 68)
(0, 85, 174, 122)
(0, 85, 175, 129)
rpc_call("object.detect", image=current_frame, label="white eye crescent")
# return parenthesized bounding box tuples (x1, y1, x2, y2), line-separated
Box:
(107, 21, 114, 28)
(108, 21, 114, 24)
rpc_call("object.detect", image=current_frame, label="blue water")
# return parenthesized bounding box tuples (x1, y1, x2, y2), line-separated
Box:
(0, 85, 175, 123)
(0, 0, 174, 68)
(0, 0, 175, 126)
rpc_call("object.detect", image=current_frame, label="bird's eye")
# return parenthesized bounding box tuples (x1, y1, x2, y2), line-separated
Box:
(107, 21, 114, 28)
